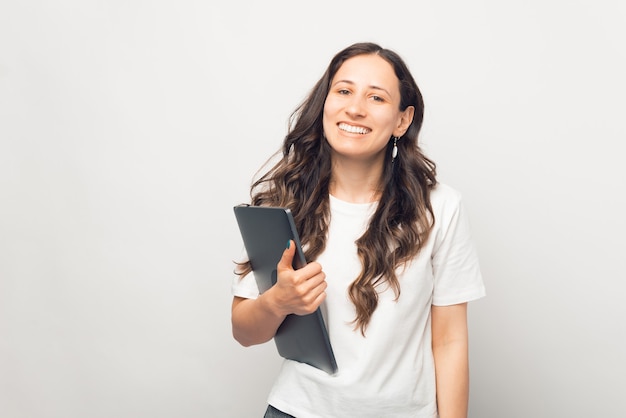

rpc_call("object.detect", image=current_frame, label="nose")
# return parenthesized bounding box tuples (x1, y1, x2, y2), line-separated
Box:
(345, 95, 366, 118)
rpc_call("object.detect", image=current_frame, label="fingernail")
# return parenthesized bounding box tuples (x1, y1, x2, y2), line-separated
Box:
(286, 240, 291, 249)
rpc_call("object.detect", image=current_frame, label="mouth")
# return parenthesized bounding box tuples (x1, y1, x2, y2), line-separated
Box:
(338, 122, 371, 135)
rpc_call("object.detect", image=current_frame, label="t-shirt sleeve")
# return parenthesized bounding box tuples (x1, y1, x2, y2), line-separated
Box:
(231, 246, 260, 299)
(431, 188, 486, 306)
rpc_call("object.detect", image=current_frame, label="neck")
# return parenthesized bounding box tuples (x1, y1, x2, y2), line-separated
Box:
(329, 156, 384, 203)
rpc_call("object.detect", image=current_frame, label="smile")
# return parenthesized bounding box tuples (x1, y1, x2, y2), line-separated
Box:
(338, 123, 371, 135)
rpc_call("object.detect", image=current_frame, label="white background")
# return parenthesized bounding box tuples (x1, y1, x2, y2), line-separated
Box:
(1, 1, 625, 417)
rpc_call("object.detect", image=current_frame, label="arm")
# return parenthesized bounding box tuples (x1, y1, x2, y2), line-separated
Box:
(231, 240, 327, 347)
(431, 302, 469, 418)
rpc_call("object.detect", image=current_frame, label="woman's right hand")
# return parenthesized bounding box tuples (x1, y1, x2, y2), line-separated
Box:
(267, 240, 327, 317)
(231, 240, 327, 346)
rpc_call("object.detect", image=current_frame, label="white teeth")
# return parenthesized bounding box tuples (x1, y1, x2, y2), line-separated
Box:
(338, 123, 371, 134)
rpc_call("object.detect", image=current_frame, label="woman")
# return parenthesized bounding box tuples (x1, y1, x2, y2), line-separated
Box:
(231, 42, 485, 418)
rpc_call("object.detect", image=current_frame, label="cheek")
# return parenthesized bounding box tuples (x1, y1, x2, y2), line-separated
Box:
(385, 111, 404, 130)
(323, 96, 343, 116)
(322, 100, 336, 128)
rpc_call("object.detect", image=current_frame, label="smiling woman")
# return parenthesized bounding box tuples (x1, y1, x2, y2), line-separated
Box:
(230, 42, 485, 418)
(323, 54, 414, 172)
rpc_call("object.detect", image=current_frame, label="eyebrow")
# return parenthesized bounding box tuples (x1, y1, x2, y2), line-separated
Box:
(332, 80, 392, 97)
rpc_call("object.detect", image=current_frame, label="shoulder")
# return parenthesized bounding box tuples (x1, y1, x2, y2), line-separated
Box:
(427, 183, 470, 234)
(430, 182, 464, 213)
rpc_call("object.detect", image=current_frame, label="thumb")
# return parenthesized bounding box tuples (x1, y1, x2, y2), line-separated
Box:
(277, 240, 296, 272)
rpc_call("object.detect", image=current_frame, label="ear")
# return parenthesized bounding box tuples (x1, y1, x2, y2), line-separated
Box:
(393, 106, 415, 137)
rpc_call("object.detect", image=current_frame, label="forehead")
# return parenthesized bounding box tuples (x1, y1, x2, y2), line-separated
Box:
(332, 54, 399, 92)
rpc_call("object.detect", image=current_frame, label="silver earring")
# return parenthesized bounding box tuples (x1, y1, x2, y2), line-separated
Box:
(391, 136, 399, 162)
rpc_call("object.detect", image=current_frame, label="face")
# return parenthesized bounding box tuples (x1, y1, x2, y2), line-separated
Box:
(323, 54, 414, 165)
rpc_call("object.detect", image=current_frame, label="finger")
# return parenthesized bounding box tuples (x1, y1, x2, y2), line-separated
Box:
(300, 269, 326, 292)
(276, 239, 296, 273)
(297, 286, 327, 315)
(295, 271, 327, 303)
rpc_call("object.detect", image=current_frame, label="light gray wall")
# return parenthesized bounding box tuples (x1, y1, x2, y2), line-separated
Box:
(1, 1, 624, 417)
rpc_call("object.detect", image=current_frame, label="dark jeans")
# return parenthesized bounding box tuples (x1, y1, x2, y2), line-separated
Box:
(264, 404, 295, 418)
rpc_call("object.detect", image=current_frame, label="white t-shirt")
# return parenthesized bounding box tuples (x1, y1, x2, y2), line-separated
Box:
(231, 183, 486, 418)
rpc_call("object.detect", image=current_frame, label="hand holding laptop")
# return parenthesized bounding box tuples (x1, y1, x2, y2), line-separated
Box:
(233, 205, 338, 374)
(269, 240, 328, 317)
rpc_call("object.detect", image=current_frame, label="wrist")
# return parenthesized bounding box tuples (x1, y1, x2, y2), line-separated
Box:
(259, 287, 287, 319)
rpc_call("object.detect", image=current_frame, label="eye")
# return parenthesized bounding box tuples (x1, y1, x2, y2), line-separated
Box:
(338, 89, 350, 95)
(371, 95, 385, 102)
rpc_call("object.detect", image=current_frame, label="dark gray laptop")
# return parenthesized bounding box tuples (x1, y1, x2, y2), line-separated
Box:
(233, 205, 337, 374)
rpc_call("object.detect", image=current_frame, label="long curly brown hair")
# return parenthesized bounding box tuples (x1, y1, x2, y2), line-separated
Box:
(237, 42, 437, 334)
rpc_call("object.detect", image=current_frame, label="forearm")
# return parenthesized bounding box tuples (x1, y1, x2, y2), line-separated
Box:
(231, 292, 286, 347)
(433, 339, 469, 418)
(232, 244, 327, 347)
